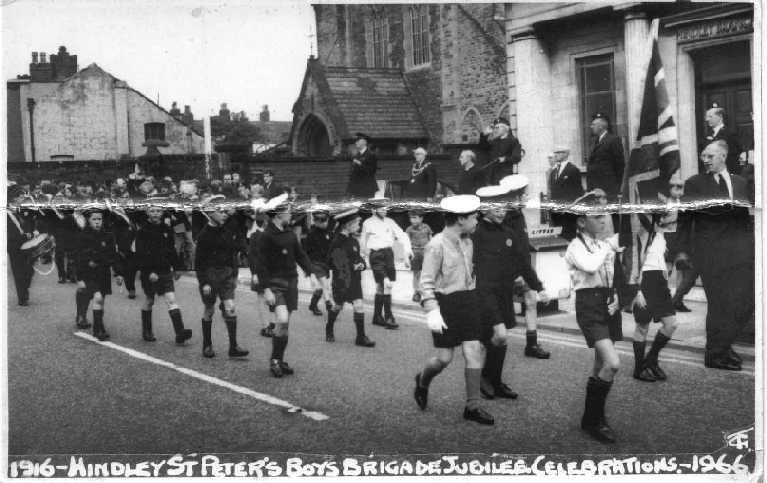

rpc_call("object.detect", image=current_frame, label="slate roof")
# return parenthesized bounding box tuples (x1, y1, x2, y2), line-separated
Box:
(292, 59, 428, 143)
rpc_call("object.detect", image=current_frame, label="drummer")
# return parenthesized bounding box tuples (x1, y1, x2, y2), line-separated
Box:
(75, 205, 124, 339)
(7, 185, 37, 306)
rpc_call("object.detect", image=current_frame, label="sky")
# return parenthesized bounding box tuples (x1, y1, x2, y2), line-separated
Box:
(1, 0, 317, 121)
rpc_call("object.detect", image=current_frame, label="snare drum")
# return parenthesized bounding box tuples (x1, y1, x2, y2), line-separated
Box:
(20, 234, 56, 259)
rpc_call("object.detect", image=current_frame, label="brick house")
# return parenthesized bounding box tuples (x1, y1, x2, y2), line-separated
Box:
(6, 46, 204, 163)
(291, 4, 509, 157)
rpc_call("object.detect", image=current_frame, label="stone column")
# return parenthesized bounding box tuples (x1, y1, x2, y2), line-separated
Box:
(512, 29, 552, 204)
(623, 11, 651, 149)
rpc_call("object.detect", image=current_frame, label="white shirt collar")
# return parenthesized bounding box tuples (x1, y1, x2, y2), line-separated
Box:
(712, 124, 723, 137)
(598, 131, 607, 143)
(557, 159, 570, 176)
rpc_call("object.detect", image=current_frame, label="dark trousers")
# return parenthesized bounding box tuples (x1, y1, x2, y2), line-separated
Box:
(9, 252, 33, 303)
(55, 249, 76, 281)
(700, 264, 754, 356)
(123, 253, 139, 292)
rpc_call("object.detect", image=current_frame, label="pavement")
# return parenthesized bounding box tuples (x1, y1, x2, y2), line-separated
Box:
(7, 269, 755, 459)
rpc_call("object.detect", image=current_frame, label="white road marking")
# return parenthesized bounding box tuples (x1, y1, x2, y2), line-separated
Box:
(73, 331, 329, 421)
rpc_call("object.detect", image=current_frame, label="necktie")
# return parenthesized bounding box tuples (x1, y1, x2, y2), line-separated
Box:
(554, 163, 561, 179)
(715, 173, 729, 197)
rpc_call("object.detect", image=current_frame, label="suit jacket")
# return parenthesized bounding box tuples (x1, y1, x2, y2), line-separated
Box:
(676, 172, 753, 273)
(586, 132, 624, 198)
(457, 165, 487, 195)
(406, 161, 438, 199)
(346, 148, 378, 198)
(263, 181, 285, 201)
(549, 162, 584, 204)
(479, 133, 522, 185)
(706, 126, 742, 175)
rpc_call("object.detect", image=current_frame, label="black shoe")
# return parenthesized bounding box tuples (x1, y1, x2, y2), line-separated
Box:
(95, 330, 110, 341)
(270, 359, 284, 378)
(582, 420, 617, 443)
(143, 330, 156, 342)
(414, 373, 428, 410)
(228, 345, 249, 358)
(480, 377, 495, 400)
(355, 336, 375, 347)
(309, 305, 323, 316)
(76, 316, 91, 329)
(648, 363, 667, 381)
(524, 344, 550, 359)
(728, 348, 743, 364)
(202, 345, 215, 358)
(58, 278, 66, 284)
(260, 327, 274, 338)
(127, 291, 136, 300)
(383, 316, 399, 330)
(704, 354, 741, 371)
(175, 328, 193, 344)
(633, 366, 657, 382)
(372, 315, 386, 327)
(493, 383, 518, 399)
(279, 361, 294, 375)
(18, 299, 29, 306)
(674, 301, 691, 312)
(463, 406, 494, 425)
(412, 293, 421, 303)
(326, 333, 335, 343)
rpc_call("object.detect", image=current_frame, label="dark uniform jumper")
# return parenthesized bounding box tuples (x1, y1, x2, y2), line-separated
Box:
(195, 221, 248, 358)
(75, 223, 123, 340)
(256, 220, 313, 375)
(135, 219, 192, 344)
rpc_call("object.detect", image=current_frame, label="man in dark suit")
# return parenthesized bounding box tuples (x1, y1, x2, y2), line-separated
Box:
(457, 150, 486, 195)
(548, 146, 583, 241)
(676, 140, 754, 371)
(346, 133, 379, 199)
(586, 114, 624, 201)
(407, 146, 438, 200)
(703, 107, 742, 175)
(262, 170, 285, 200)
(478, 117, 522, 185)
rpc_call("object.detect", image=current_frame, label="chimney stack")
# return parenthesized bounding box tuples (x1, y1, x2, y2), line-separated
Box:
(40, 52, 47, 63)
(32, 52, 39, 64)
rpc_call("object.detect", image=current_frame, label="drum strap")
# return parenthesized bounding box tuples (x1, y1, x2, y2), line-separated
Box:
(8, 211, 24, 236)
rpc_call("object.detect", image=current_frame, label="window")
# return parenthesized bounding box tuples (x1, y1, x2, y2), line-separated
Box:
(577, 54, 616, 158)
(404, 5, 430, 68)
(366, 15, 389, 67)
(144, 122, 165, 141)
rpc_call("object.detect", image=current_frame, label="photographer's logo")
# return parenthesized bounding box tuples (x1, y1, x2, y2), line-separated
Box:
(724, 426, 754, 451)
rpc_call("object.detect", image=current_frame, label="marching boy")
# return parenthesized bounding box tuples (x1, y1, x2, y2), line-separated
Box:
(195, 196, 249, 359)
(325, 209, 376, 347)
(304, 206, 334, 316)
(135, 201, 193, 344)
(75, 206, 124, 341)
(405, 210, 432, 303)
(361, 198, 413, 329)
(564, 198, 624, 443)
(413, 195, 494, 425)
(631, 212, 678, 382)
(256, 194, 314, 378)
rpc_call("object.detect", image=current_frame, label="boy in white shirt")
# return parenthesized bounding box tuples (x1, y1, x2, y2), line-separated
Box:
(564, 207, 624, 443)
(631, 213, 679, 382)
(361, 199, 412, 329)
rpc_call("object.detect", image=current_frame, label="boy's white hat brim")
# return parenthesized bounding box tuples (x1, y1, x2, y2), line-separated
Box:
(499, 174, 529, 191)
(440, 194, 480, 214)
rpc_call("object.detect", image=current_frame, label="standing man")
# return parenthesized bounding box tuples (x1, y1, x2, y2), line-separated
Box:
(413, 194, 494, 425)
(456, 150, 486, 195)
(586, 113, 624, 200)
(262, 170, 283, 200)
(548, 146, 584, 241)
(256, 194, 314, 378)
(407, 147, 438, 201)
(361, 198, 413, 329)
(702, 107, 742, 175)
(478, 117, 522, 185)
(346, 133, 379, 199)
(676, 140, 753, 370)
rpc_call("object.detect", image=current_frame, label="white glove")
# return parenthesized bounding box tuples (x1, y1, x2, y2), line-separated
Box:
(426, 309, 448, 334)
